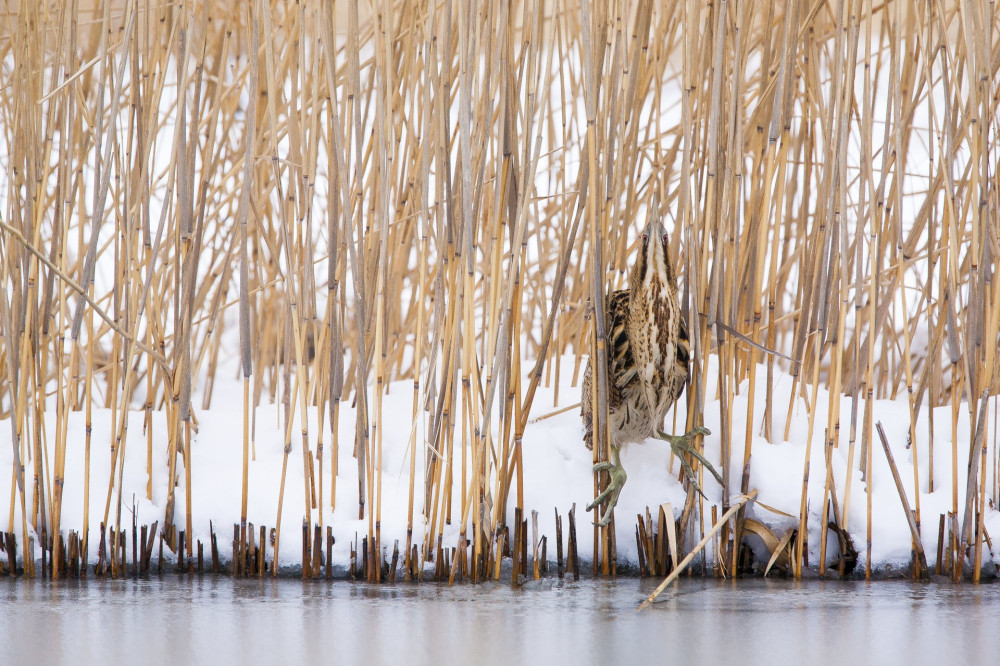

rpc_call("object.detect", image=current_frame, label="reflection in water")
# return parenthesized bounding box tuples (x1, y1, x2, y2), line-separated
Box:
(1, 577, 998, 664)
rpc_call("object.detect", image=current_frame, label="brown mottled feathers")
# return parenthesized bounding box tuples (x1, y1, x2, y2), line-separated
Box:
(582, 288, 688, 451)
(582, 290, 630, 451)
(665, 313, 689, 413)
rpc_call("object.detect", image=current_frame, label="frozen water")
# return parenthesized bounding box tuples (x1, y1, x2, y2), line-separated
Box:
(1, 577, 997, 664)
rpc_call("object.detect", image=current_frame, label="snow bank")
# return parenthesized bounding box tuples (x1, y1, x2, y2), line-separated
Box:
(2, 348, 996, 576)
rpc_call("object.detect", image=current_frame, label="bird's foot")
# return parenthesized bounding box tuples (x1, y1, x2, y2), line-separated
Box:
(657, 426, 722, 498)
(586, 460, 627, 527)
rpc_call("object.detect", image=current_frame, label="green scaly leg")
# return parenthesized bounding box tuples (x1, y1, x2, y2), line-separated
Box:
(587, 445, 626, 527)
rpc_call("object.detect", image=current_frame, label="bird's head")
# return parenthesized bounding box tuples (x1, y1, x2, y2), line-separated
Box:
(631, 203, 674, 291)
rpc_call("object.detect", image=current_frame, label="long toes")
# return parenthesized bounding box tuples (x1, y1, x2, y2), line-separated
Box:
(586, 492, 608, 513)
(669, 437, 694, 454)
(588, 483, 624, 521)
(703, 462, 724, 487)
(593, 494, 621, 526)
(685, 476, 707, 499)
(588, 461, 626, 524)
(677, 426, 710, 444)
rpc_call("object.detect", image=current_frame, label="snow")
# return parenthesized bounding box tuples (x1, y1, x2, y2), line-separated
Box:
(2, 342, 997, 576)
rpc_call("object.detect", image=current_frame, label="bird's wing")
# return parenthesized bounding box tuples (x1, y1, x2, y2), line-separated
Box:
(607, 290, 638, 391)
(662, 312, 690, 407)
(676, 313, 690, 367)
(581, 289, 632, 450)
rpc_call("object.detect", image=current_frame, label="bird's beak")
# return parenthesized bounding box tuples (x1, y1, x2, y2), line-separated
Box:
(643, 195, 668, 241)
(645, 196, 661, 238)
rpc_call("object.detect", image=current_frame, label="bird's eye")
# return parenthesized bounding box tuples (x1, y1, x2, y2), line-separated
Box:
(662, 233, 668, 243)
(642, 233, 648, 243)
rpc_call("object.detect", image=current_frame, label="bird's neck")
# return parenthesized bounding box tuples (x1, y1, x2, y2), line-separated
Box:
(630, 273, 672, 313)
(627, 272, 677, 358)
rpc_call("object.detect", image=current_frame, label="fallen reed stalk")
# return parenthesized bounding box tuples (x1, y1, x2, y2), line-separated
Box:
(639, 490, 758, 610)
(875, 421, 929, 579)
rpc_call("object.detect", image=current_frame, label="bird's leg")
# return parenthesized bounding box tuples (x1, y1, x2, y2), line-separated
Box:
(657, 426, 722, 498)
(587, 444, 626, 527)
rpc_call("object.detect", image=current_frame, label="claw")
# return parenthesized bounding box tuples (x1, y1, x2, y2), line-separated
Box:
(657, 426, 722, 497)
(587, 460, 627, 527)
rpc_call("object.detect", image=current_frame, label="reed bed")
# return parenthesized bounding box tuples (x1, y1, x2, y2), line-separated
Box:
(0, 0, 998, 584)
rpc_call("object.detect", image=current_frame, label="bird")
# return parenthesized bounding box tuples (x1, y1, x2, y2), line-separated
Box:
(581, 206, 722, 527)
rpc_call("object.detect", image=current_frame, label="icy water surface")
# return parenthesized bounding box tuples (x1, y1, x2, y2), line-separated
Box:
(3, 577, 999, 664)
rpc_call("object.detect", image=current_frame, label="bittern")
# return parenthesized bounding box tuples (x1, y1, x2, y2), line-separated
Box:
(582, 210, 721, 527)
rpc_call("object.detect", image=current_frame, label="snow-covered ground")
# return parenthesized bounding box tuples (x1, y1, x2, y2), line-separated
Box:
(3, 342, 997, 576)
